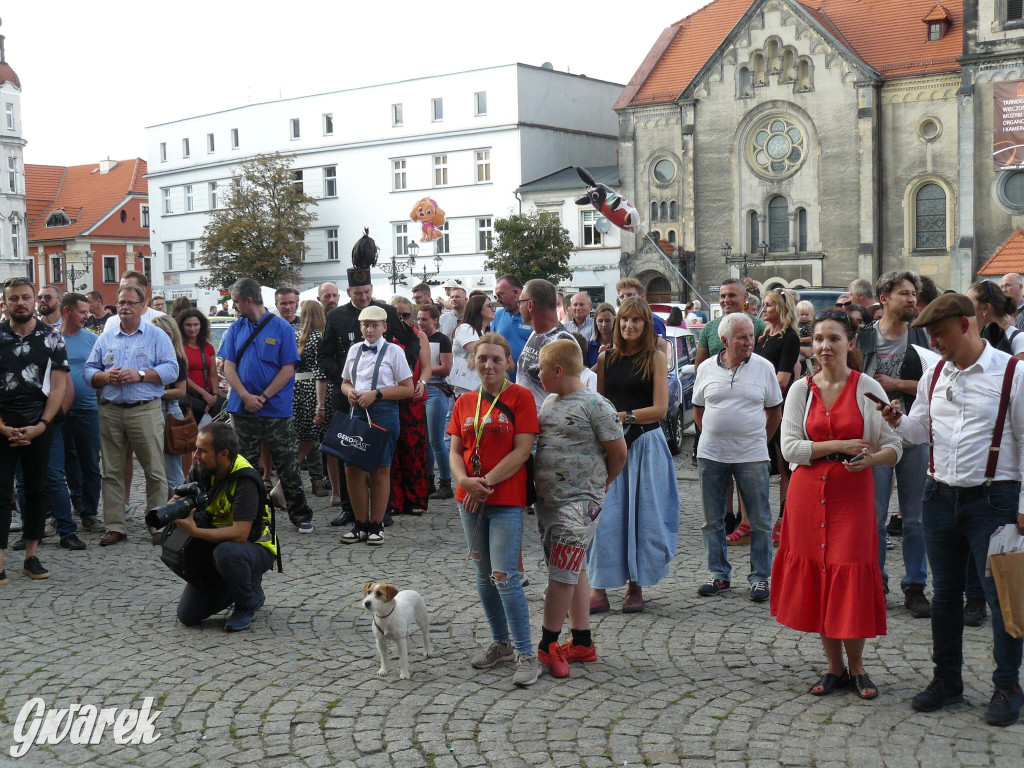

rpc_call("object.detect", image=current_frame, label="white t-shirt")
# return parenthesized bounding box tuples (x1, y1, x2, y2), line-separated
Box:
(452, 323, 480, 366)
(342, 340, 412, 390)
(1007, 326, 1024, 356)
(104, 307, 165, 333)
(580, 368, 598, 392)
(693, 351, 783, 463)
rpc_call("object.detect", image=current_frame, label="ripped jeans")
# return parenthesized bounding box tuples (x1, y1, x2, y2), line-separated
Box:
(460, 503, 532, 655)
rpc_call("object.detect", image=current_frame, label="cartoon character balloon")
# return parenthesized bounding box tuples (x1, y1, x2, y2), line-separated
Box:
(410, 197, 446, 242)
(574, 166, 641, 233)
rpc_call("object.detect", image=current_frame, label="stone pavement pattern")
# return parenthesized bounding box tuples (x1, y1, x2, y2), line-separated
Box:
(1, 433, 1023, 767)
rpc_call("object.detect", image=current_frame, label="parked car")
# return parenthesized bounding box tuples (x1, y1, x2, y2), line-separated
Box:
(660, 326, 697, 455)
(208, 317, 236, 353)
(790, 288, 847, 312)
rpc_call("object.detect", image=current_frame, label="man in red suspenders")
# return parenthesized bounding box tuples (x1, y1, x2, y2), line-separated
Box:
(880, 293, 1024, 727)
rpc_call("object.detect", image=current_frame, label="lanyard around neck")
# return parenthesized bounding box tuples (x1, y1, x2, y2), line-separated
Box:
(474, 381, 508, 445)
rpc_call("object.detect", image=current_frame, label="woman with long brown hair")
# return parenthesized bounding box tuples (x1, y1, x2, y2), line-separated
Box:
(293, 300, 330, 498)
(588, 297, 678, 614)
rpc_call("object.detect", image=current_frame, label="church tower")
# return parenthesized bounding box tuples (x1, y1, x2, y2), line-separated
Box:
(0, 20, 28, 281)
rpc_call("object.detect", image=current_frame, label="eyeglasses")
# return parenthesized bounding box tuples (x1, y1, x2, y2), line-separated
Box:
(814, 311, 853, 324)
(399, 312, 412, 320)
(945, 369, 962, 403)
(515, 298, 531, 306)
(836, 301, 852, 308)
(116, 300, 143, 307)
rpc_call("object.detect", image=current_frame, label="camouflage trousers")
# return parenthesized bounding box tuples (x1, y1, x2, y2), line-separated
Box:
(229, 413, 312, 526)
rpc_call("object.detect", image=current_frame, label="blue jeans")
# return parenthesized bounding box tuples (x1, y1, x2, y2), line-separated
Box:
(425, 384, 451, 480)
(459, 503, 532, 655)
(873, 442, 929, 592)
(922, 478, 1023, 689)
(64, 408, 101, 520)
(697, 458, 773, 583)
(164, 401, 186, 497)
(16, 424, 76, 538)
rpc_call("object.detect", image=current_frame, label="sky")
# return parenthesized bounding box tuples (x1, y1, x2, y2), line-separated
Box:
(7, 0, 709, 166)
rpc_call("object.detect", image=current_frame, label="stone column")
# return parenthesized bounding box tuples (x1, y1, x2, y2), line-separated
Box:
(953, 79, 975, 292)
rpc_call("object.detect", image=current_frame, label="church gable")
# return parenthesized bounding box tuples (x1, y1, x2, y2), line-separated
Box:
(685, 0, 879, 103)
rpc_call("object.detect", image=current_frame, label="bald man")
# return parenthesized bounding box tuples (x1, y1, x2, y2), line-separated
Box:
(318, 282, 340, 313)
(563, 292, 594, 337)
(999, 273, 1024, 331)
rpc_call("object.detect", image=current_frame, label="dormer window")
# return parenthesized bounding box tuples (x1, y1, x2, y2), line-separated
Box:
(922, 3, 953, 40)
(928, 22, 943, 41)
(46, 210, 71, 228)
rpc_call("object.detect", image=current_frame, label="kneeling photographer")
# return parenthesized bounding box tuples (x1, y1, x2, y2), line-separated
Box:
(154, 421, 279, 632)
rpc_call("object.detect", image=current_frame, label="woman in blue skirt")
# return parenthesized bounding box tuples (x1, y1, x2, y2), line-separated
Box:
(588, 297, 679, 613)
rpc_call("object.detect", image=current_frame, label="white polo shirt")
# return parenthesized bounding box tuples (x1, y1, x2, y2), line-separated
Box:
(693, 351, 783, 463)
(343, 340, 412, 391)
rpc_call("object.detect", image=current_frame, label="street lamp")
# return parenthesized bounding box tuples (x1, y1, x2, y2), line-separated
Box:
(58, 250, 93, 291)
(380, 240, 419, 291)
(722, 240, 766, 280)
(415, 252, 444, 285)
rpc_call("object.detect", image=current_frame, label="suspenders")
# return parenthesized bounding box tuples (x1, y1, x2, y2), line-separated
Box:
(926, 356, 1019, 482)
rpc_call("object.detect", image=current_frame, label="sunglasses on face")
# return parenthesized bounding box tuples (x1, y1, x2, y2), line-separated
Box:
(399, 312, 412, 320)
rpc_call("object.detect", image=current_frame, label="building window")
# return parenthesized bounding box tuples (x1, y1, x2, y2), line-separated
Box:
(475, 150, 491, 183)
(208, 182, 218, 210)
(749, 210, 759, 252)
(182, 138, 190, 158)
(142, 256, 152, 283)
(435, 221, 450, 255)
(669, 200, 678, 219)
(323, 166, 337, 198)
(207, 133, 215, 153)
(433, 154, 448, 187)
(290, 118, 300, 139)
(768, 196, 789, 252)
(7, 156, 15, 192)
(431, 98, 443, 122)
(651, 202, 658, 221)
(659, 201, 668, 219)
(928, 23, 943, 41)
(477, 217, 493, 251)
(164, 242, 173, 271)
(915, 183, 946, 249)
(474, 92, 487, 116)
(327, 228, 339, 260)
(187, 240, 197, 269)
(163, 188, 172, 214)
(46, 210, 70, 227)
(292, 169, 303, 191)
(10, 222, 18, 258)
(997, 170, 1024, 214)
(184, 184, 194, 212)
(103, 255, 117, 283)
(51, 255, 63, 284)
(1008, 0, 1023, 22)
(323, 113, 333, 135)
(582, 210, 604, 247)
(797, 208, 807, 252)
(394, 222, 409, 256)
(5, 102, 13, 130)
(668, 230, 677, 246)
(393, 159, 407, 190)
(159, 142, 167, 162)
(392, 103, 403, 127)
(231, 128, 239, 149)
(141, 205, 150, 228)
(748, 115, 806, 179)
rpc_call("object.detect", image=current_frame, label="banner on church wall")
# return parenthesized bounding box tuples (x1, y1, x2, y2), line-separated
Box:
(994, 80, 1024, 170)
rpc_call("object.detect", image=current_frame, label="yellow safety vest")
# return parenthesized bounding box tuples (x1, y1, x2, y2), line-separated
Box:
(205, 455, 278, 557)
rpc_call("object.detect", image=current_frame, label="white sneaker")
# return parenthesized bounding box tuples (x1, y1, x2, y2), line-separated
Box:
(366, 526, 384, 546)
(297, 522, 313, 534)
(10, 511, 23, 532)
(43, 517, 57, 538)
(513, 653, 542, 686)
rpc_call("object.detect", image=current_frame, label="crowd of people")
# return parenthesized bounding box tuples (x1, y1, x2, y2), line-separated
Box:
(1, 261, 1023, 722)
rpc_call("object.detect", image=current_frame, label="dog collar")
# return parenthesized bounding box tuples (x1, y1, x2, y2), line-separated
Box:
(373, 603, 397, 635)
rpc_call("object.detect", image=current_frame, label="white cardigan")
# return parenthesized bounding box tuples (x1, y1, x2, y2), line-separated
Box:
(781, 372, 904, 467)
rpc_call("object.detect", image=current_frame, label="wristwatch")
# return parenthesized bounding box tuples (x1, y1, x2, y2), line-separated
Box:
(623, 410, 637, 425)
(138, 370, 146, 383)
(375, 389, 384, 401)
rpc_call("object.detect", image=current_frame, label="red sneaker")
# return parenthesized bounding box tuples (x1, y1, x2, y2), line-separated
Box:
(561, 640, 598, 664)
(538, 640, 570, 678)
(772, 518, 783, 548)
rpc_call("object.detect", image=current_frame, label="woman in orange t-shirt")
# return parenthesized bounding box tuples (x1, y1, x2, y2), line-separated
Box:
(447, 333, 540, 685)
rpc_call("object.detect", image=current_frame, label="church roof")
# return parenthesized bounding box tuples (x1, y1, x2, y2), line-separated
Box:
(978, 227, 1024, 275)
(26, 159, 148, 241)
(616, 0, 963, 110)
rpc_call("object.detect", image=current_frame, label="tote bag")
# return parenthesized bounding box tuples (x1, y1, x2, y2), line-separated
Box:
(319, 342, 390, 473)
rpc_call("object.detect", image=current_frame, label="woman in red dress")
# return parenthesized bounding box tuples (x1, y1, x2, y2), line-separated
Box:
(772, 310, 901, 700)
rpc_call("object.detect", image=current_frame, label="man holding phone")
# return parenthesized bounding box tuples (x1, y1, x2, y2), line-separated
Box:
(856, 271, 931, 619)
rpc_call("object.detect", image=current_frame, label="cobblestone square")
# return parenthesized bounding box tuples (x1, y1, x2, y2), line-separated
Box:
(1, 433, 1022, 767)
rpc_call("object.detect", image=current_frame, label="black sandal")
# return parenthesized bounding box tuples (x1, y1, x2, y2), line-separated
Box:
(810, 669, 850, 696)
(852, 673, 879, 700)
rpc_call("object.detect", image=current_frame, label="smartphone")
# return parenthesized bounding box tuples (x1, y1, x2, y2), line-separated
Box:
(846, 450, 868, 463)
(863, 391, 889, 408)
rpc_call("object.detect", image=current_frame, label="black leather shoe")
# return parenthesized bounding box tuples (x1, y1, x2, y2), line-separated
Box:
(59, 534, 87, 551)
(12, 537, 26, 551)
(911, 677, 964, 712)
(382, 511, 394, 527)
(22, 556, 50, 580)
(964, 597, 988, 627)
(985, 685, 1023, 727)
(330, 509, 354, 527)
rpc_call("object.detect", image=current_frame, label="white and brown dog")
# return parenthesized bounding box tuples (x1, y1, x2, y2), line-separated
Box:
(362, 582, 431, 679)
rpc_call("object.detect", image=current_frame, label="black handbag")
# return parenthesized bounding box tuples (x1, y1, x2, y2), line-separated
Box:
(320, 343, 390, 473)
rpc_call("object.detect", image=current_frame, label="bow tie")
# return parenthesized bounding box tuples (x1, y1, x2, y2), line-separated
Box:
(361, 344, 379, 353)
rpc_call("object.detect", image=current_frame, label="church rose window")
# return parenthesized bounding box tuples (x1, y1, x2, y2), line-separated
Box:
(747, 115, 806, 179)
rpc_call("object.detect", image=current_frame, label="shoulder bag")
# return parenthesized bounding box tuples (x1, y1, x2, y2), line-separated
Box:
(320, 343, 391, 473)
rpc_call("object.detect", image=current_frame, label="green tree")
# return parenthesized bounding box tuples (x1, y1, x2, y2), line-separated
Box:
(198, 153, 317, 290)
(484, 211, 574, 284)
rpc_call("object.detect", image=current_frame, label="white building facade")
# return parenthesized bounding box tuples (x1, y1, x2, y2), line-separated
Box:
(145, 64, 621, 306)
(0, 30, 29, 283)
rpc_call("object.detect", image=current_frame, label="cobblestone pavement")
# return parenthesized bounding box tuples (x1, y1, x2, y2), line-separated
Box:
(1, 432, 1023, 767)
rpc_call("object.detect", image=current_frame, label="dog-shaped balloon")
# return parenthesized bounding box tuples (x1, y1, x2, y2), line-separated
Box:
(410, 197, 446, 242)
(574, 166, 641, 233)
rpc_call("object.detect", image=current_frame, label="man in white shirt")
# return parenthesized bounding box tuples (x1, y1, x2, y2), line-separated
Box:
(693, 313, 782, 603)
(439, 286, 467, 339)
(563, 292, 594, 338)
(881, 293, 1024, 727)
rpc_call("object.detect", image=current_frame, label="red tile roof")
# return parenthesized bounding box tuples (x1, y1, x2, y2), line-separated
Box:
(618, 0, 963, 110)
(922, 3, 953, 23)
(0, 62, 20, 89)
(26, 159, 148, 241)
(979, 227, 1024, 275)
